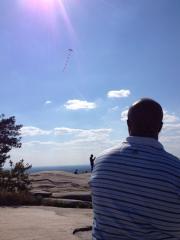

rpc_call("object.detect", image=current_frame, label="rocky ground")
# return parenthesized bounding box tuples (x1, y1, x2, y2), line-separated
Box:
(30, 171, 92, 208)
(0, 206, 92, 240)
(0, 171, 93, 240)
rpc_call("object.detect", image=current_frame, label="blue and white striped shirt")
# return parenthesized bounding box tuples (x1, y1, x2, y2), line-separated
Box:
(90, 136, 180, 240)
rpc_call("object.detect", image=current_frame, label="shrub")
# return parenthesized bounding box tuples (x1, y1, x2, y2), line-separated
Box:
(0, 191, 34, 206)
(0, 159, 32, 193)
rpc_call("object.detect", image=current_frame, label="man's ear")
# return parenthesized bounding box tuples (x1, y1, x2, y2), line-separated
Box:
(127, 119, 131, 135)
(158, 121, 163, 133)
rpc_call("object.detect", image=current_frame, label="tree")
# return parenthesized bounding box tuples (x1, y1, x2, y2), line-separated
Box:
(0, 158, 32, 205)
(0, 115, 32, 198)
(0, 114, 22, 168)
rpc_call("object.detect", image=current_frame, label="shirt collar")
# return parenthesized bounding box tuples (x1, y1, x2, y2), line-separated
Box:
(126, 136, 164, 150)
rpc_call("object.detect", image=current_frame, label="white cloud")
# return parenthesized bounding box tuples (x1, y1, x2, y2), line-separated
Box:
(54, 127, 112, 141)
(160, 134, 180, 158)
(54, 127, 82, 135)
(160, 135, 180, 143)
(21, 126, 51, 136)
(77, 129, 112, 140)
(163, 110, 179, 123)
(21, 126, 112, 139)
(23, 141, 61, 147)
(163, 123, 180, 131)
(111, 106, 119, 111)
(107, 89, 131, 98)
(160, 111, 180, 157)
(162, 111, 180, 133)
(44, 100, 52, 105)
(23, 137, 111, 148)
(121, 109, 128, 121)
(15, 131, 118, 166)
(64, 99, 97, 110)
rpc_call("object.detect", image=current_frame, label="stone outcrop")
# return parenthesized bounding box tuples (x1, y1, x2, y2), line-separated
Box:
(42, 198, 92, 208)
(30, 171, 92, 208)
(0, 206, 92, 240)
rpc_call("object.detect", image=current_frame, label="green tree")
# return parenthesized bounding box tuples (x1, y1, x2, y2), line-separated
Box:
(0, 114, 22, 168)
(0, 115, 32, 197)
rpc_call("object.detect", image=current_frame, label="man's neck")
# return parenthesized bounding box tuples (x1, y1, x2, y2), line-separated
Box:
(129, 133, 158, 140)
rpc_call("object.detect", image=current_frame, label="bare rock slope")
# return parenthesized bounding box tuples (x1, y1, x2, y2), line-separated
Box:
(0, 206, 92, 240)
(0, 172, 93, 240)
(30, 171, 92, 208)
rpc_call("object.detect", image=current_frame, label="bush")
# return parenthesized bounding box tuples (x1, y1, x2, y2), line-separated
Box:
(0, 191, 34, 206)
(0, 160, 33, 205)
(0, 159, 32, 193)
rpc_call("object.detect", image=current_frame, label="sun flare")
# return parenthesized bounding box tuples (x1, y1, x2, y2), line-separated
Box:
(19, 0, 76, 39)
(19, 0, 58, 12)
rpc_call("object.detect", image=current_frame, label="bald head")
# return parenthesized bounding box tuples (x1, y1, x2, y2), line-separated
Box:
(127, 98, 163, 139)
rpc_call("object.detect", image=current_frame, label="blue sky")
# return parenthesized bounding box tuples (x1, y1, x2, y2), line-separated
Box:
(0, 0, 180, 166)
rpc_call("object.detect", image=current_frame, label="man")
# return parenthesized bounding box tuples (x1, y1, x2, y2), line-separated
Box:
(90, 154, 96, 172)
(90, 98, 180, 240)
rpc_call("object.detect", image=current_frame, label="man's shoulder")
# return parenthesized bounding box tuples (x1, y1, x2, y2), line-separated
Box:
(96, 143, 127, 161)
(163, 149, 180, 164)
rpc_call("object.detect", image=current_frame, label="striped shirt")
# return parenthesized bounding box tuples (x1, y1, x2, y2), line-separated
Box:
(89, 136, 180, 240)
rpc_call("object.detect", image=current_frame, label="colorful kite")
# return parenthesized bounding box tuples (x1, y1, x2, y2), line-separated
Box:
(63, 48, 73, 72)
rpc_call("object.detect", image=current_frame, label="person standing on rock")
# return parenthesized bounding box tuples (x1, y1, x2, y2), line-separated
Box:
(90, 98, 180, 240)
(90, 154, 96, 172)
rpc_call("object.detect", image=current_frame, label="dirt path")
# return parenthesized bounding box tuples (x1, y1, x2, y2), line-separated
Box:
(0, 206, 92, 240)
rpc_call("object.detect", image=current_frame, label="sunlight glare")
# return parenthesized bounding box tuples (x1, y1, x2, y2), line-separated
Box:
(18, 0, 76, 41)
(19, 0, 56, 12)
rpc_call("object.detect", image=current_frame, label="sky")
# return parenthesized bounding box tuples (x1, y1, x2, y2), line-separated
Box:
(0, 0, 180, 166)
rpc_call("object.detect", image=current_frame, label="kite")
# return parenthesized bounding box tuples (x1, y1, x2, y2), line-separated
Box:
(63, 48, 73, 72)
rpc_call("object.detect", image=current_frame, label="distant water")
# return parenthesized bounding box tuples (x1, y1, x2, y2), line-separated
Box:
(30, 165, 91, 174)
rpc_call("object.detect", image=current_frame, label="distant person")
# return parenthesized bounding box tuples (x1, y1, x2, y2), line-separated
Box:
(90, 98, 180, 239)
(74, 169, 78, 174)
(90, 154, 96, 172)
